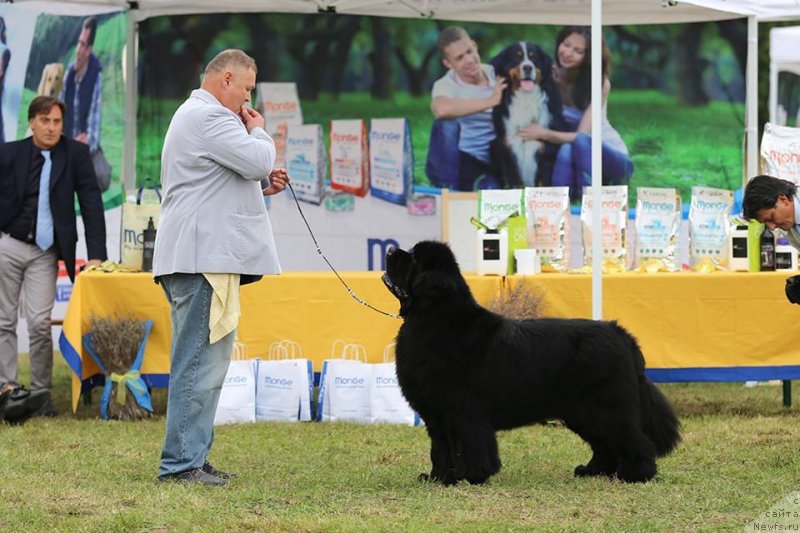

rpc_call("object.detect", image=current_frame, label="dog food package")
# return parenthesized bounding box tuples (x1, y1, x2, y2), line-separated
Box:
(580, 186, 629, 271)
(688, 186, 734, 269)
(524, 186, 570, 272)
(478, 189, 524, 229)
(271, 122, 288, 168)
(634, 187, 681, 272)
(256, 83, 303, 168)
(330, 119, 369, 197)
(285, 124, 327, 205)
(369, 118, 414, 205)
(760, 122, 800, 184)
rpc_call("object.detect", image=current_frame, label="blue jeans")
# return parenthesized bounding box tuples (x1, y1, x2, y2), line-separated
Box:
(425, 119, 500, 191)
(158, 273, 235, 477)
(552, 132, 634, 200)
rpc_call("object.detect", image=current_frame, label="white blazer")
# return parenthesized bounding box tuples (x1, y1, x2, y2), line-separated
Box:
(153, 89, 280, 280)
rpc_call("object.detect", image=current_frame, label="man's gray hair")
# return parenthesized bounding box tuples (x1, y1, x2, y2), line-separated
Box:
(205, 49, 257, 76)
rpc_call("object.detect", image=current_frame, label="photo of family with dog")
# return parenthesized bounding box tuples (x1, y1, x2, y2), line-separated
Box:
(426, 25, 634, 198)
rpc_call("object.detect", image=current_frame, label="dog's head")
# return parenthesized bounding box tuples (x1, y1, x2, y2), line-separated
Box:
(382, 240, 474, 318)
(489, 41, 554, 95)
(37, 63, 65, 98)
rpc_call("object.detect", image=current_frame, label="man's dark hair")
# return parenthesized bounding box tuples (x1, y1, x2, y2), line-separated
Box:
(437, 26, 470, 56)
(28, 96, 66, 121)
(742, 174, 797, 219)
(83, 16, 98, 46)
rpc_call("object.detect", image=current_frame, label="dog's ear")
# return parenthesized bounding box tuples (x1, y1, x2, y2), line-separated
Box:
(37, 67, 47, 96)
(412, 269, 460, 302)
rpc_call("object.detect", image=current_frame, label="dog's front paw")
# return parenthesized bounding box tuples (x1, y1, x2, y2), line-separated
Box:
(417, 472, 431, 482)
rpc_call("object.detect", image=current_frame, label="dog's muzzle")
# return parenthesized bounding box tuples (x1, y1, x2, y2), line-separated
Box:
(382, 273, 409, 300)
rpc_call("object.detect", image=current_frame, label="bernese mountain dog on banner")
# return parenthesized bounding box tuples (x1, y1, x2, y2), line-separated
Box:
(489, 41, 564, 188)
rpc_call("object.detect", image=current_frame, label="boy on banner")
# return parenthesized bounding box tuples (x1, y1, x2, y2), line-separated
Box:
(153, 49, 290, 486)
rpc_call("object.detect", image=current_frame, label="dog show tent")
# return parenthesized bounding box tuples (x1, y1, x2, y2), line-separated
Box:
(7, 0, 800, 318)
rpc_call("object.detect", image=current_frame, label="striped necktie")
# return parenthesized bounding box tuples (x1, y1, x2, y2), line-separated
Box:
(35, 150, 53, 251)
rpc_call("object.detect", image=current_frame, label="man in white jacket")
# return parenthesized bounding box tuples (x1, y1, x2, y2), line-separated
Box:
(153, 49, 289, 486)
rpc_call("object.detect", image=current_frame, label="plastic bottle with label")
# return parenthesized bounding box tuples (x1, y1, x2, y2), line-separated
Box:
(142, 217, 157, 272)
(775, 237, 798, 271)
(760, 226, 775, 271)
(729, 224, 749, 271)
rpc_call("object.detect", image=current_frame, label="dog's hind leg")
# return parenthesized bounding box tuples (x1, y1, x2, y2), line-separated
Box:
(573, 439, 617, 478)
(612, 430, 658, 483)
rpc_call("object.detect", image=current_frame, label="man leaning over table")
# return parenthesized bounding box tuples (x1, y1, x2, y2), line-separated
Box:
(152, 49, 290, 487)
(0, 95, 106, 418)
(742, 175, 800, 247)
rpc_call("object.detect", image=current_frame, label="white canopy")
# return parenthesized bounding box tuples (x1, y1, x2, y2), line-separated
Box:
(0, 0, 754, 24)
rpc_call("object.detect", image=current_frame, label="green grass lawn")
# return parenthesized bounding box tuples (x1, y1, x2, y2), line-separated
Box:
(1, 355, 798, 531)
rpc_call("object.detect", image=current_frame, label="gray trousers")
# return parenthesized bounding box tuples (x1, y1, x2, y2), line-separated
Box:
(0, 233, 57, 390)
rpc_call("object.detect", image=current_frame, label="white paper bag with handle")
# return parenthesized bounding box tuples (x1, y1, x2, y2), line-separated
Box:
(369, 343, 420, 426)
(255, 340, 313, 422)
(317, 342, 372, 423)
(213, 357, 256, 426)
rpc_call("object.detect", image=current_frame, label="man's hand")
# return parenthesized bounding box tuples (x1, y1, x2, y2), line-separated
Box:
(240, 105, 266, 133)
(75, 132, 89, 144)
(262, 167, 290, 196)
(490, 77, 508, 107)
(86, 259, 102, 268)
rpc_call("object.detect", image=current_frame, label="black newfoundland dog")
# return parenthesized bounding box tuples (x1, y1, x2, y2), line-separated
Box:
(382, 241, 681, 485)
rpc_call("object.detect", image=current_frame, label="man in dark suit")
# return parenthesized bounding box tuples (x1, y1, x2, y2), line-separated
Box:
(0, 95, 106, 417)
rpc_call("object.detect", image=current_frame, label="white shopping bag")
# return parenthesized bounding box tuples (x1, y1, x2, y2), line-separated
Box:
(119, 187, 161, 269)
(214, 359, 256, 426)
(369, 343, 419, 426)
(317, 342, 371, 423)
(255, 340, 313, 422)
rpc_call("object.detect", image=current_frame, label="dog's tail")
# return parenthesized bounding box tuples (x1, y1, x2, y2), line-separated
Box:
(614, 322, 681, 457)
(639, 377, 681, 457)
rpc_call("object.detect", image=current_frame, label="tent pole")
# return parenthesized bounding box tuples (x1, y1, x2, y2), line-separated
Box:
(591, 0, 602, 320)
(123, 9, 137, 191)
(746, 14, 758, 183)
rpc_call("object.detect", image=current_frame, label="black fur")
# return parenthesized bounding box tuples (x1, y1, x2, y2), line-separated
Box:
(489, 41, 565, 189)
(382, 241, 681, 485)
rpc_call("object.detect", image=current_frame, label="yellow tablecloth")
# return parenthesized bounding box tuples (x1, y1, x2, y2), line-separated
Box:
(507, 271, 800, 382)
(61, 270, 800, 412)
(60, 271, 503, 411)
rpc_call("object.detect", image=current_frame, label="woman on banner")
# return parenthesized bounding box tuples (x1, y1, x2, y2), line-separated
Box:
(518, 26, 634, 200)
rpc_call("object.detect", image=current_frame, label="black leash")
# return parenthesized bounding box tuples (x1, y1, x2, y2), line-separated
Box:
(286, 183, 400, 319)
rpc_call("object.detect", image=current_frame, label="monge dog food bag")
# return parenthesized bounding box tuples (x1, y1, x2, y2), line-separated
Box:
(760, 122, 800, 184)
(634, 187, 681, 272)
(478, 189, 524, 229)
(688, 186, 734, 268)
(524, 186, 570, 272)
(285, 124, 326, 205)
(257, 82, 303, 168)
(330, 119, 369, 197)
(581, 186, 629, 271)
(369, 118, 414, 205)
